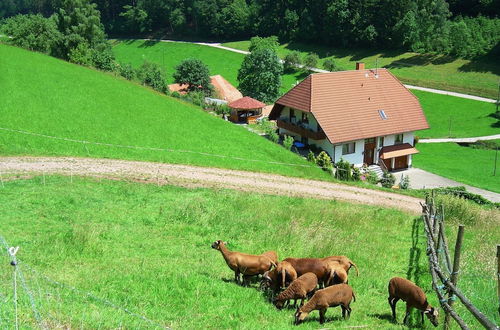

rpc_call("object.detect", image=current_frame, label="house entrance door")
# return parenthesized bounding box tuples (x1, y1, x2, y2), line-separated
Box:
(363, 138, 376, 165)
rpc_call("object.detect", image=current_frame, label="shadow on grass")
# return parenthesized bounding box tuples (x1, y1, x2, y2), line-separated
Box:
(368, 312, 394, 322)
(489, 112, 500, 128)
(406, 217, 423, 285)
(385, 53, 457, 69)
(458, 45, 500, 75)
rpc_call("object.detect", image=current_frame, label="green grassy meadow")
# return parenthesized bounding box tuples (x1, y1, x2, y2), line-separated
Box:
(413, 90, 499, 138)
(0, 176, 497, 328)
(413, 143, 500, 193)
(223, 40, 500, 99)
(112, 39, 305, 95)
(0, 43, 328, 180)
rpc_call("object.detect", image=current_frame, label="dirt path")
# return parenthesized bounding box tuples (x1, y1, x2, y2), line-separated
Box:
(0, 156, 422, 214)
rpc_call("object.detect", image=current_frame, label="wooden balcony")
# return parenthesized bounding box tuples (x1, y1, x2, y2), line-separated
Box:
(277, 120, 326, 140)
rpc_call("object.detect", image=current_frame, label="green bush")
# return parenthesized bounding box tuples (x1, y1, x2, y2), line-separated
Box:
(171, 91, 181, 98)
(334, 158, 352, 181)
(430, 186, 492, 206)
(119, 63, 135, 80)
(268, 131, 279, 144)
(248, 35, 279, 52)
(303, 52, 319, 69)
(366, 170, 379, 184)
(435, 194, 498, 225)
(283, 135, 294, 150)
(380, 171, 396, 188)
(173, 58, 212, 96)
(307, 151, 317, 164)
(91, 49, 116, 72)
(399, 174, 410, 189)
(323, 58, 342, 72)
(352, 166, 361, 181)
(316, 151, 333, 173)
(283, 51, 302, 72)
(136, 61, 167, 92)
(68, 42, 93, 66)
(0, 14, 60, 54)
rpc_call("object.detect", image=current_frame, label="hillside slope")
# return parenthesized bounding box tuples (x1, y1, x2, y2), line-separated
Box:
(0, 44, 327, 179)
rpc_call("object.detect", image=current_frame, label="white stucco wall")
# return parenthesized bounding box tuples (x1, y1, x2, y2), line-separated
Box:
(332, 140, 364, 165)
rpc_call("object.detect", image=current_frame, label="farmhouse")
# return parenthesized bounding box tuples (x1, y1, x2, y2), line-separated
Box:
(269, 63, 429, 171)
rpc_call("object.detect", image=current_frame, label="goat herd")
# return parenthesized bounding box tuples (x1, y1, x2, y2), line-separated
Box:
(211, 240, 439, 326)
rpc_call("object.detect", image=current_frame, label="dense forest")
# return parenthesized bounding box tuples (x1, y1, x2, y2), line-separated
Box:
(1, 0, 499, 58)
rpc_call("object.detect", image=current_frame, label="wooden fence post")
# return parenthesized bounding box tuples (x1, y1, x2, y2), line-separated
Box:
(497, 245, 500, 316)
(445, 225, 465, 329)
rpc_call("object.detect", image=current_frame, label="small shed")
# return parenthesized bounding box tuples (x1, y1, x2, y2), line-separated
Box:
(228, 96, 266, 124)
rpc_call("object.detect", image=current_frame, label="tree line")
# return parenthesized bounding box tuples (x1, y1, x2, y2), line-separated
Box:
(1, 0, 499, 59)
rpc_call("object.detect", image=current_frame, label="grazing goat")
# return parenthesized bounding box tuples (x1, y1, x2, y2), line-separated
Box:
(276, 261, 298, 289)
(211, 240, 277, 285)
(323, 256, 359, 277)
(325, 260, 348, 286)
(262, 256, 357, 290)
(274, 272, 318, 309)
(388, 277, 439, 327)
(294, 283, 355, 325)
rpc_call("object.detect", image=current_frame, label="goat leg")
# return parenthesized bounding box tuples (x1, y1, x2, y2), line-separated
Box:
(319, 308, 327, 324)
(403, 307, 411, 325)
(388, 297, 398, 321)
(341, 306, 346, 319)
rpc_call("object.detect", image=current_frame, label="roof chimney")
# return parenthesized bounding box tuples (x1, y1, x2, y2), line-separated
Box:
(356, 62, 365, 71)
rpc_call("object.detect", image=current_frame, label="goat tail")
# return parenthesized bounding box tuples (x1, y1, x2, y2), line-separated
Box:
(352, 290, 356, 303)
(328, 269, 335, 286)
(350, 262, 359, 276)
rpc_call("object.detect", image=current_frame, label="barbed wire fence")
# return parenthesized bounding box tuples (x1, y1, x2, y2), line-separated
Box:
(420, 193, 499, 329)
(0, 234, 170, 329)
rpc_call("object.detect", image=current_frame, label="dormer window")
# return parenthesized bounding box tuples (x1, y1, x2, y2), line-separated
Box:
(378, 110, 388, 120)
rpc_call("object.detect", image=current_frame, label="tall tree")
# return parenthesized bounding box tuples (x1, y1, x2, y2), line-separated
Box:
(173, 58, 212, 95)
(52, 0, 108, 60)
(237, 48, 283, 103)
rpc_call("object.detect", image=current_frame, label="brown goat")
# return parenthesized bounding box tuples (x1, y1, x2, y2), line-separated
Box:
(294, 283, 355, 325)
(274, 272, 318, 309)
(211, 240, 277, 285)
(388, 277, 439, 327)
(276, 261, 298, 289)
(325, 260, 349, 286)
(262, 256, 357, 290)
(323, 256, 359, 276)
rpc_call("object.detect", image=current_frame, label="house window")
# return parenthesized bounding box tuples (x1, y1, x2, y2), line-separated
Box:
(379, 136, 384, 147)
(395, 134, 403, 144)
(342, 142, 355, 155)
(289, 109, 296, 123)
(301, 112, 309, 123)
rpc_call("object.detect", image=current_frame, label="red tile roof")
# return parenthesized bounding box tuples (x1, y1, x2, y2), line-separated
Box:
(228, 96, 266, 110)
(269, 69, 429, 144)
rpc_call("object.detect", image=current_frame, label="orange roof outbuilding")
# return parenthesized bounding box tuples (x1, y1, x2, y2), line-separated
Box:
(269, 69, 429, 144)
(228, 96, 266, 110)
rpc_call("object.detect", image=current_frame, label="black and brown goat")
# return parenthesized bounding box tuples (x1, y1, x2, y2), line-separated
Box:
(294, 283, 356, 325)
(274, 272, 318, 309)
(388, 277, 439, 327)
(211, 240, 277, 285)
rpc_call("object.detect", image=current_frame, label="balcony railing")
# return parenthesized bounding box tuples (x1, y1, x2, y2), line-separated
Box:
(277, 119, 326, 140)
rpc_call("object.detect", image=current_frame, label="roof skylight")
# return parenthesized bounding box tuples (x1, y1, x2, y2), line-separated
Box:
(378, 109, 388, 120)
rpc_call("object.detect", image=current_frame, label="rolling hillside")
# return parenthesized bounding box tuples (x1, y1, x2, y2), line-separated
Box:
(0, 44, 327, 180)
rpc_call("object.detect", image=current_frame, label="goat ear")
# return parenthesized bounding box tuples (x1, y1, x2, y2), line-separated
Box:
(223, 241, 228, 245)
(424, 309, 431, 314)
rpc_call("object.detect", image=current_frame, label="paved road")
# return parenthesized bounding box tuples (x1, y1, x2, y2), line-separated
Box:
(153, 39, 496, 103)
(0, 156, 423, 214)
(419, 134, 500, 143)
(394, 168, 500, 203)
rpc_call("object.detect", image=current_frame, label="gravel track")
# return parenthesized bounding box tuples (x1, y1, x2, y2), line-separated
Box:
(0, 157, 423, 214)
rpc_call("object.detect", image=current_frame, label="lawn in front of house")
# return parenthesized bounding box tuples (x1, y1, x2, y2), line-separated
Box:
(412, 142, 500, 193)
(223, 40, 499, 99)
